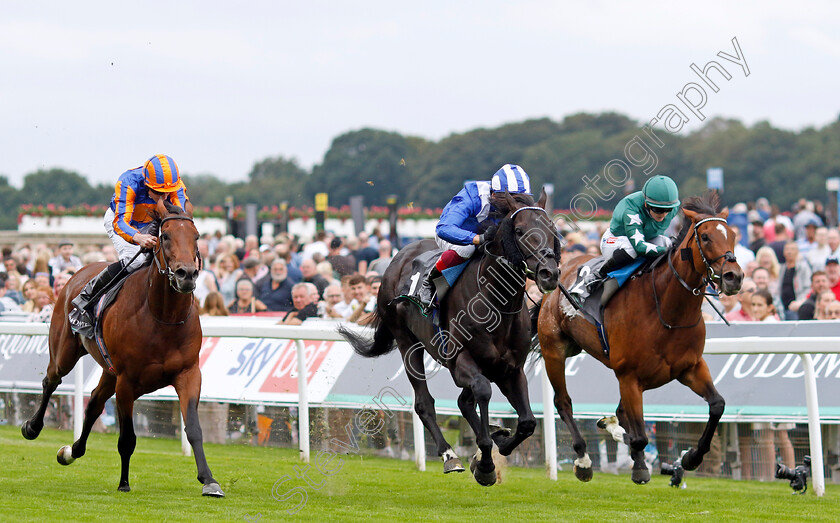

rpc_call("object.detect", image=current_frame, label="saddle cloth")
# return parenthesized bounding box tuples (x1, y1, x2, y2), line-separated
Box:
(396, 249, 469, 306)
(568, 256, 649, 326)
(91, 271, 134, 365)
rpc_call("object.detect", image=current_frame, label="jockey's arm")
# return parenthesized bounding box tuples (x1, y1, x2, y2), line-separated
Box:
(436, 191, 481, 246)
(625, 219, 667, 257)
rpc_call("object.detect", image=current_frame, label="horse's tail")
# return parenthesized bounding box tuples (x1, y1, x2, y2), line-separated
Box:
(337, 310, 396, 358)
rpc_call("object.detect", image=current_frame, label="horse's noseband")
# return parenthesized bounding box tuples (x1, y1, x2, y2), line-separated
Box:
(152, 215, 200, 291)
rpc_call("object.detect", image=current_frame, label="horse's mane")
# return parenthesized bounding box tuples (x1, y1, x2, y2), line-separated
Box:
(674, 190, 722, 246)
(495, 193, 537, 268)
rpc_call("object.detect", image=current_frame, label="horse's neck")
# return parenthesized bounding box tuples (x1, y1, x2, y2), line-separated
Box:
(476, 252, 526, 314)
(657, 245, 705, 311)
(146, 266, 193, 322)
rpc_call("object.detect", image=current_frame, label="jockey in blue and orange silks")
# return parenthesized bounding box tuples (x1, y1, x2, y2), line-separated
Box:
(417, 164, 532, 311)
(69, 154, 189, 335)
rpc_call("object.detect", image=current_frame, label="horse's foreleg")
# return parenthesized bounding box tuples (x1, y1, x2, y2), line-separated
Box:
(616, 377, 650, 484)
(678, 359, 725, 471)
(452, 354, 495, 486)
(22, 338, 82, 440)
(493, 370, 536, 457)
(542, 347, 592, 482)
(115, 380, 137, 492)
(399, 341, 462, 473)
(174, 366, 224, 497)
(58, 371, 116, 464)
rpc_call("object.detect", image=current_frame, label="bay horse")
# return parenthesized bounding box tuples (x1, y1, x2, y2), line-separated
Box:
(537, 191, 742, 484)
(21, 199, 224, 497)
(340, 190, 560, 486)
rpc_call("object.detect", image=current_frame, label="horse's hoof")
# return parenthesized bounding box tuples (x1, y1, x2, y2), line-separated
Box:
(574, 465, 593, 482)
(680, 448, 701, 471)
(443, 457, 465, 474)
(118, 484, 131, 493)
(473, 466, 497, 486)
(631, 466, 651, 485)
(21, 421, 41, 440)
(202, 482, 225, 497)
(596, 415, 617, 430)
(56, 445, 75, 466)
(469, 454, 496, 486)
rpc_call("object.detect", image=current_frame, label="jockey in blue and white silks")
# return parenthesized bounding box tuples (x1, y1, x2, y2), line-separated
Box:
(417, 164, 531, 311)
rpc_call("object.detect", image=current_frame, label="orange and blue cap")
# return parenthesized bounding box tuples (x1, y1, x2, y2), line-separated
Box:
(143, 154, 183, 193)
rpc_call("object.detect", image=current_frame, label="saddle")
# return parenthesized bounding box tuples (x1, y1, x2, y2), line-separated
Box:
(568, 254, 662, 345)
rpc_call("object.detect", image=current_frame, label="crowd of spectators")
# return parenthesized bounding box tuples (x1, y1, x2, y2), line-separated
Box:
(4, 195, 839, 325)
(0, 228, 393, 326)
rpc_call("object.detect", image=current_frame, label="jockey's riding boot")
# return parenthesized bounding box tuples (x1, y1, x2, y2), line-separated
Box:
(595, 249, 635, 280)
(417, 267, 441, 313)
(69, 260, 125, 336)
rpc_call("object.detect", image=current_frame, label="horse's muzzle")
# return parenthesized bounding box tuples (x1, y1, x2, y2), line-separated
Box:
(173, 267, 199, 294)
(719, 269, 743, 296)
(536, 265, 560, 294)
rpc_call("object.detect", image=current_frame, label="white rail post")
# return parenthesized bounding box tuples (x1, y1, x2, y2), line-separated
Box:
(412, 398, 426, 471)
(295, 339, 310, 463)
(73, 359, 83, 440)
(541, 360, 557, 480)
(799, 354, 825, 497)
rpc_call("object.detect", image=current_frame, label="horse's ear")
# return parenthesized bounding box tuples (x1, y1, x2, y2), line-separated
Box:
(537, 187, 548, 209)
(718, 207, 729, 219)
(155, 198, 168, 219)
(683, 208, 699, 222)
(503, 191, 518, 212)
(185, 199, 194, 218)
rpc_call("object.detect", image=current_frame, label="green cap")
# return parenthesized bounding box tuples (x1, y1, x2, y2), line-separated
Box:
(642, 175, 680, 209)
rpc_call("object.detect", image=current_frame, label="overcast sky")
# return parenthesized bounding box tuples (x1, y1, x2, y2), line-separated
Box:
(2, 1, 839, 188)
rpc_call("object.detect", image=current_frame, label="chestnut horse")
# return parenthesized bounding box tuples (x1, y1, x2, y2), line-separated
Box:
(537, 191, 742, 484)
(340, 190, 560, 486)
(22, 200, 223, 497)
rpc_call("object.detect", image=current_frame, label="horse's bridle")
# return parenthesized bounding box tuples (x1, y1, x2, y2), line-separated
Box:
(152, 214, 202, 292)
(508, 205, 557, 278)
(655, 216, 736, 329)
(669, 216, 736, 296)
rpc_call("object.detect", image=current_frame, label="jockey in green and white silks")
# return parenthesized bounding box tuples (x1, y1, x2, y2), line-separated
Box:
(596, 175, 680, 279)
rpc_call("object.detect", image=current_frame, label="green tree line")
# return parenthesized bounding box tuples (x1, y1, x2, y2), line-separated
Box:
(7, 111, 840, 230)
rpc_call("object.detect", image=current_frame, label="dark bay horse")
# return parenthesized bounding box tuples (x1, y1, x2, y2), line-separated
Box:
(537, 191, 742, 484)
(341, 190, 560, 486)
(22, 200, 224, 497)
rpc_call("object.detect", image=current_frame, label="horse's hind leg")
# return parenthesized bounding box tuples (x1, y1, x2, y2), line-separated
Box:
(57, 371, 116, 465)
(174, 366, 224, 497)
(400, 340, 464, 474)
(677, 359, 725, 471)
(22, 334, 84, 440)
(452, 353, 496, 486)
(540, 331, 592, 481)
(492, 370, 537, 457)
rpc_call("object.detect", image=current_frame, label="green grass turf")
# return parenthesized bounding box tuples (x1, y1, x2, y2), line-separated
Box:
(0, 425, 838, 522)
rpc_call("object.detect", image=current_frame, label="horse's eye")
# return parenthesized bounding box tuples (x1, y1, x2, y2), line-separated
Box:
(701, 234, 709, 242)
(515, 228, 524, 236)
(161, 232, 170, 241)
(195, 235, 200, 241)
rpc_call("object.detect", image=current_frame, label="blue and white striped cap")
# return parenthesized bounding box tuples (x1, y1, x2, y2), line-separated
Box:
(490, 164, 531, 194)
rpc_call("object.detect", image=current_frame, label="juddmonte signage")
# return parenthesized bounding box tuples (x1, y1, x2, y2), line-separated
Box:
(2, 322, 838, 421)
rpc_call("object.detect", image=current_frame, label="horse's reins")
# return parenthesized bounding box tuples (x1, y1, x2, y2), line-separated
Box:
(653, 216, 736, 329)
(150, 214, 200, 325)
